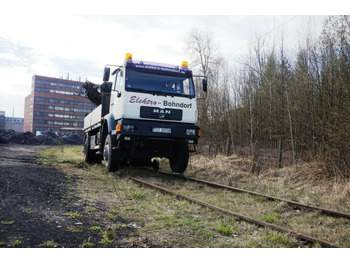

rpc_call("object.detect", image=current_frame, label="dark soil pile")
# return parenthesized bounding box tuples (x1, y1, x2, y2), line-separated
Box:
(0, 130, 83, 146)
(62, 132, 83, 145)
(0, 145, 136, 248)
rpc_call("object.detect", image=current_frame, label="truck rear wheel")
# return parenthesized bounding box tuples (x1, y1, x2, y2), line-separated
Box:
(169, 143, 189, 173)
(103, 134, 121, 172)
(84, 134, 94, 163)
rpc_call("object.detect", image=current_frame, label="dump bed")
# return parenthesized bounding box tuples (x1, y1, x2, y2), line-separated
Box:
(83, 104, 102, 132)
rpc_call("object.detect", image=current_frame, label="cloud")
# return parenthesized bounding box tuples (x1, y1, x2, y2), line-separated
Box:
(0, 37, 38, 69)
(50, 56, 103, 82)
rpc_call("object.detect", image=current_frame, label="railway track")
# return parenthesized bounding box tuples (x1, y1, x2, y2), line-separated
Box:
(129, 169, 349, 248)
(157, 170, 350, 220)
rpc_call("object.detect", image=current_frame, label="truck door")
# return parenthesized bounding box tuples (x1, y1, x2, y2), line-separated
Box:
(111, 70, 124, 118)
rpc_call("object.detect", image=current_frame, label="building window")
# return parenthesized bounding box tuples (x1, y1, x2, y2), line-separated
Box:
(35, 97, 94, 107)
(35, 87, 84, 96)
(35, 79, 82, 90)
(34, 104, 92, 113)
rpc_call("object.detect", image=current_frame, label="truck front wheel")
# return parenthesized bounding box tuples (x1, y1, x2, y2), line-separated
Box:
(103, 134, 121, 172)
(169, 143, 189, 173)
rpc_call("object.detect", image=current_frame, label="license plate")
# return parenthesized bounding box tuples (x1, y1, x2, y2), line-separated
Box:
(152, 127, 171, 134)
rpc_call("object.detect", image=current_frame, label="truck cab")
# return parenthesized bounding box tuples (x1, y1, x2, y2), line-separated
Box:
(83, 53, 207, 173)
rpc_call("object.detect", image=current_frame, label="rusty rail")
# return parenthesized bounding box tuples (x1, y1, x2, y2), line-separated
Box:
(130, 176, 343, 248)
(156, 170, 350, 220)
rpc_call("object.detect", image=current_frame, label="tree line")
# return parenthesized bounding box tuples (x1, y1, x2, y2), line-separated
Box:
(185, 16, 350, 176)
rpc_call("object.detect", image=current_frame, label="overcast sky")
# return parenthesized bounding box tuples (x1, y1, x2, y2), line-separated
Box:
(0, 1, 341, 118)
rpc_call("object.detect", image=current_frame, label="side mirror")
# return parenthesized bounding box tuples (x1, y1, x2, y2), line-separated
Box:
(202, 79, 208, 93)
(103, 67, 110, 82)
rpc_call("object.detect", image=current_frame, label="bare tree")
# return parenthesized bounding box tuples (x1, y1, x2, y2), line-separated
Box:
(185, 28, 227, 155)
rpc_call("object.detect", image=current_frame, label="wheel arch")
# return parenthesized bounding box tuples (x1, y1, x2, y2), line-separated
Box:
(100, 113, 116, 151)
(104, 113, 116, 133)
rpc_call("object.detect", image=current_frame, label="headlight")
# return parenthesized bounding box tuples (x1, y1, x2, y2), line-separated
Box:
(186, 129, 196, 136)
(123, 125, 135, 132)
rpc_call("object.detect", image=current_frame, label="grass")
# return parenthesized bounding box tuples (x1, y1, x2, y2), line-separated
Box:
(215, 221, 237, 236)
(109, 209, 118, 215)
(9, 239, 22, 247)
(99, 230, 115, 245)
(260, 212, 281, 223)
(36, 146, 350, 248)
(67, 211, 82, 220)
(1, 220, 15, 225)
(39, 240, 59, 247)
(80, 238, 95, 248)
(89, 226, 102, 231)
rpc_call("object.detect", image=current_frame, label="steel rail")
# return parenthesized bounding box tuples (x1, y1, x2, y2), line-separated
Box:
(155, 170, 350, 220)
(130, 176, 343, 248)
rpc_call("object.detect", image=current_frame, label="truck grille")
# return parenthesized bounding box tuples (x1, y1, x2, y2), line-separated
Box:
(140, 106, 183, 121)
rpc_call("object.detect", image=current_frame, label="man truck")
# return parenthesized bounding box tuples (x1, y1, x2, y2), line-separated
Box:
(83, 53, 207, 172)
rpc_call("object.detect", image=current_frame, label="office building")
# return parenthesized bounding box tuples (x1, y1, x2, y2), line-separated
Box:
(24, 75, 95, 134)
(0, 111, 24, 132)
(0, 111, 5, 130)
(5, 117, 24, 132)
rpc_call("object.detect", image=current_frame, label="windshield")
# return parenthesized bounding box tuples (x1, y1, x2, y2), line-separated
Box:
(125, 69, 195, 98)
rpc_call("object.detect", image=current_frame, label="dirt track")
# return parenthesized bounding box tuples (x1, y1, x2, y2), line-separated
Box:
(0, 145, 135, 248)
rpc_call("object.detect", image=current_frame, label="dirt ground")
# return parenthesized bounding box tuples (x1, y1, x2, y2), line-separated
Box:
(0, 144, 139, 248)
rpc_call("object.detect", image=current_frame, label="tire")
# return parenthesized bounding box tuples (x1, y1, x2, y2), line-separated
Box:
(94, 153, 103, 164)
(169, 143, 189, 173)
(84, 134, 94, 163)
(103, 134, 121, 172)
(152, 159, 160, 171)
(131, 157, 152, 167)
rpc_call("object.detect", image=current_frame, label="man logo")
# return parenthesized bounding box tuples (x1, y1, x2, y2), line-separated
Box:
(153, 108, 171, 119)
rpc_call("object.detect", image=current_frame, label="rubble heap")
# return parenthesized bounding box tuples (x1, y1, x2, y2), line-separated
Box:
(0, 130, 83, 146)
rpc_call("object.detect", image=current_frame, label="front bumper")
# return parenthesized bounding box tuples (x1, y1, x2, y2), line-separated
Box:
(113, 119, 200, 144)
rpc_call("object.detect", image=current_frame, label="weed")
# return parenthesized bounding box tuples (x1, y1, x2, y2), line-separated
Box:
(215, 221, 235, 236)
(124, 187, 147, 200)
(154, 215, 166, 221)
(291, 192, 299, 201)
(114, 222, 127, 228)
(80, 238, 95, 248)
(109, 209, 119, 215)
(1, 220, 15, 225)
(205, 231, 215, 238)
(68, 211, 82, 220)
(147, 223, 156, 229)
(0, 241, 6, 246)
(171, 238, 180, 244)
(67, 226, 84, 233)
(260, 212, 281, 223)
(39, 240, 59, 247)
(266, 233, 289, 245)
(99, 230, 115, 245)
(186, 220, 204, 230)
(89, 226, 102, 231)
(126, 206, 139, 212)
(131, 232, 140, 237)
(106, 214, 115, 221)
(9, 239, 22, 247)
(87, 207, 97, 213)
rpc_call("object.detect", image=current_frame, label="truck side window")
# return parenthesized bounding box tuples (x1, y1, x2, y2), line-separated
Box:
(114, 70, 123, 92)
(183, 79, 190, 95)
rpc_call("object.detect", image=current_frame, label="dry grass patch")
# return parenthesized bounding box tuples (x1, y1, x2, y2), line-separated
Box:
(187, 154, 350, 213)
(38, 147, 350, 247)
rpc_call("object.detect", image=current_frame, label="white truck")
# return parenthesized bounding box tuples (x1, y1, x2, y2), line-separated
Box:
(83, 53, 207, 172)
